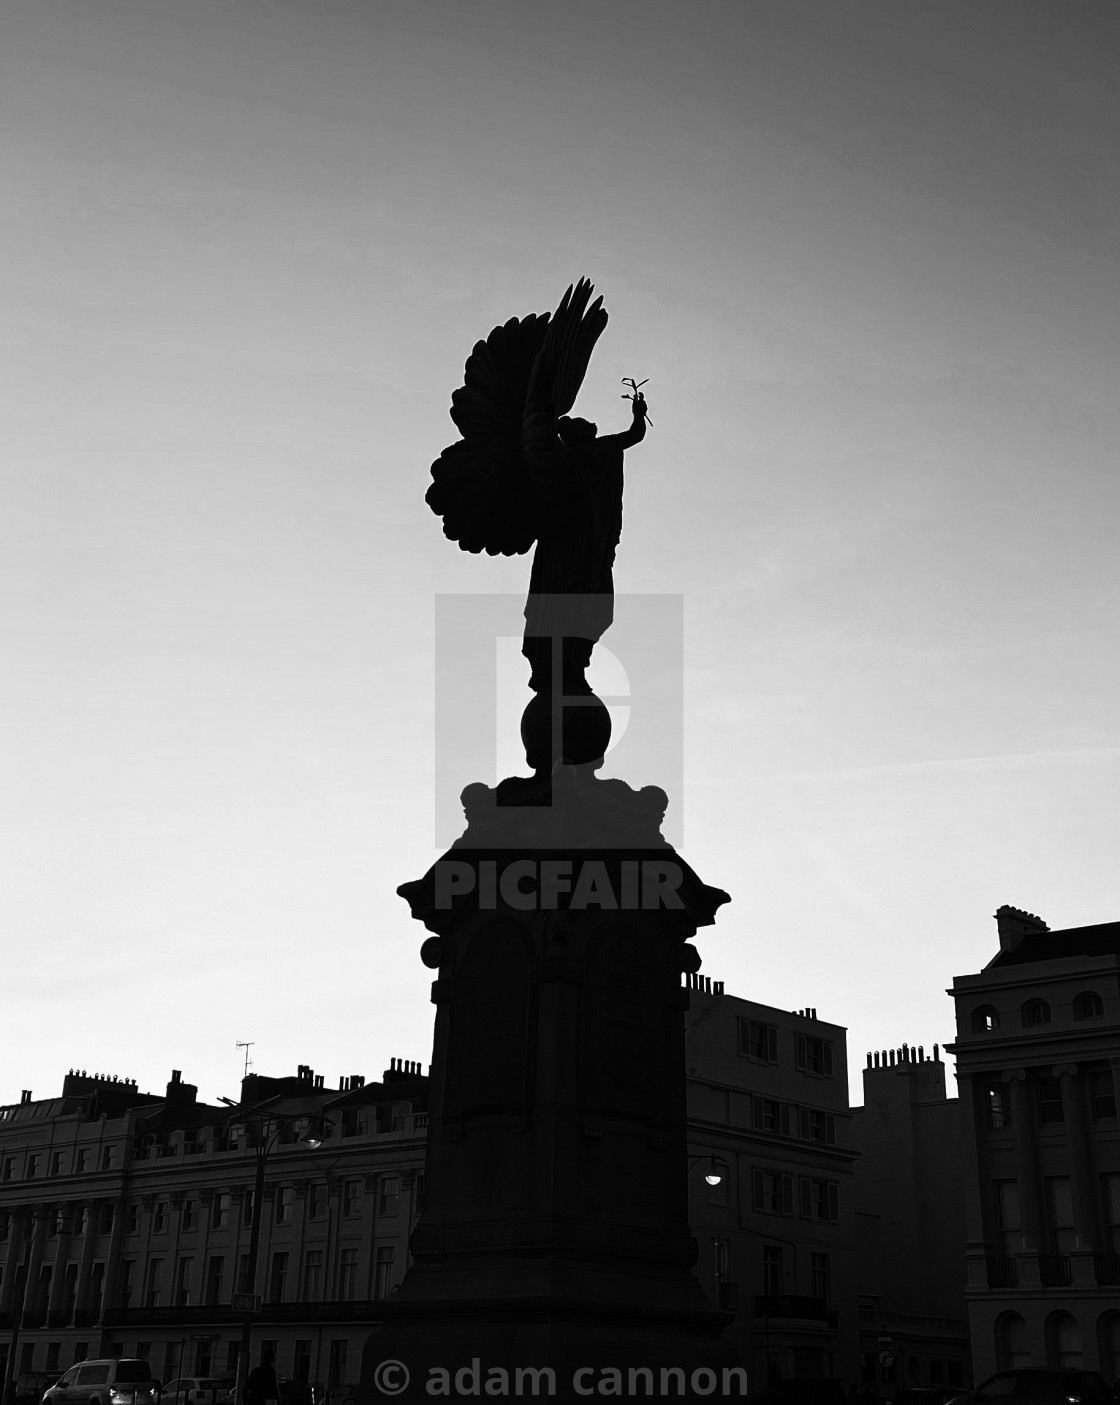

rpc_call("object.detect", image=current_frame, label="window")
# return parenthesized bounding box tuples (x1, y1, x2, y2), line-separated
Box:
(205, 1256, 225, 1306)
(0, 1213, 8, 1242)
(374, 1247, 395, 1298)
(971, 1006, 999, 1033)
(343, 1180, 362, 1217)
(127, 1203, 141, 1234)
(100, 1146, 114, 1170)
(237, 1253, 251, 1295)
(174, 1256, 193, 1307)
(118, 1260, 134, 1308)
(212, 1192, 230, 1230)
(1101, 1173, 1120, 1254)
(268, 1252, 288, 1302)
(50, 1152, 64, 1177)
(275, 1186, 294, 1225)
(378, 1177, 399, 1217)
(986, 1084, 1012, 1130)
(1046, 1178, 1075, 1254)
(46, 1344, 61, 1372)
(89, 1264, 106, 1315)
(798, 1108, 836, 1144)
(1022, 998, 1051, 1027)
(294, 1341, 312, 1386)
(76, 1149, 89, 1173)
(195, 1341, 212, 1377)
(328, 1341, 347, 1391)
(1073, 991, 1104, 1020)
(153, 1202, 168, 1234)
(810, 1251, 831, 1304)
(751, 1169, 794, 1216)
(751, 1098, 791, 1136)
(301, 1249, 323, 1301)
(1037, 1077, 1064, 1125)
(761, 1245, 783, 1295)
(99, 1203, 114, 1235)
(795, 1034, 833, 1077)
(414, 1175, 424, 1217)
(181, 1199, 198, 1232)
(337, 1248, 358, 1300)
(308, 1183, 326, 1221)
(242, 1189, 256, 1229)
(799, 1177, 839, 1222)
(2, 1158, 14, 1181)
(739, 1020, 778, 1062)
(27, 1154, 40, 1178)
(1091, 1069, 1117, 1121)
(996, 1181, 1021, 1256)
(145, 1259, 164, 1308)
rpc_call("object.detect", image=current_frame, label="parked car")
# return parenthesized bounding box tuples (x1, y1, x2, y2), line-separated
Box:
(13, 1371, 58, 1405)
(946, 1371, 1114, 1405)
(160, 1380, 234, 1405)
(43, 1360, 158, 1405)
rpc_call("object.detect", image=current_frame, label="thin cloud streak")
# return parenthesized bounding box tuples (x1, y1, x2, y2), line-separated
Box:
(690, 746, 1120, 785)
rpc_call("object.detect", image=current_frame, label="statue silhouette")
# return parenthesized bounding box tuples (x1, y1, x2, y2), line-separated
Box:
(426, 280, 647, 695)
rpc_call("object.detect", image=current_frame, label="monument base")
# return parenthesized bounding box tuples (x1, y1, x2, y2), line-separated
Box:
(359, 769, 741, 1401)
(359, 1294, 744, 1401)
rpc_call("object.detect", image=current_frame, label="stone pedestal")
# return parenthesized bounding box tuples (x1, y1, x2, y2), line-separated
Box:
(357, 769, 742, 1400)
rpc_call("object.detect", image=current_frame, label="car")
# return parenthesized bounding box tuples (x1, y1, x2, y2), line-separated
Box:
(947, 1371, 1115, 1405)
(160, 1380, 234, 1405)
(13, 1371, 58, 1405)
(43, 1360, 158, 1405)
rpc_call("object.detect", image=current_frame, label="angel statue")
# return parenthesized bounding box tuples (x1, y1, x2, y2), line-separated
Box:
(426, 280, 648, 770)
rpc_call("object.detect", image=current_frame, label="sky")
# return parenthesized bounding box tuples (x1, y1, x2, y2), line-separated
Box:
(3, 0, 1119, 1111)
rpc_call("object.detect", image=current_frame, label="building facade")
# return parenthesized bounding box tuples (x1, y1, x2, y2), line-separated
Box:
(946, 905, 1120, 1381)
(851, 1044, 971, 1392)
(0, 1062, 428, 1401)
(682, 975, 861, 1384)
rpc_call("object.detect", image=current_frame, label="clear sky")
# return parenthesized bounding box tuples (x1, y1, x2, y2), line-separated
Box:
(3, 0, 1119, 1108)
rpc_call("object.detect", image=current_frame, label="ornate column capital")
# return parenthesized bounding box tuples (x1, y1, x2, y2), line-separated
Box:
(1053, 1063, 1079, 1080)
(1003, 1067, 1028, 1084)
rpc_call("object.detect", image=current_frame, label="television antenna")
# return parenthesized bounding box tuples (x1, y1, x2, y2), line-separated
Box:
(236, 1041, 254, 1079)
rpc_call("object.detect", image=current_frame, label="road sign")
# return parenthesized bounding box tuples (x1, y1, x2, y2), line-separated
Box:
(232, 1292, 261, 1312)
(878, 1351, 895, 1369)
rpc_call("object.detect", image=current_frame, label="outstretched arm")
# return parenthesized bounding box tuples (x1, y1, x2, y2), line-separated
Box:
(599, 394, 648, 452)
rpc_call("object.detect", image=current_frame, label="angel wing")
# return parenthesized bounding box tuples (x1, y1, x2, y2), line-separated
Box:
(425, 279, 608, 556)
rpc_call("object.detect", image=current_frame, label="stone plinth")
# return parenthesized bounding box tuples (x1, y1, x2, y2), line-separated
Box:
(357, 769, 741, 1401)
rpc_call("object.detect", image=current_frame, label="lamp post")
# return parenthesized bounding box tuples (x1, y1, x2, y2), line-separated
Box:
(218, 1102, 329, 1405)
(686, 1154, 727, 1309)
(1, 1206, 39, 1405)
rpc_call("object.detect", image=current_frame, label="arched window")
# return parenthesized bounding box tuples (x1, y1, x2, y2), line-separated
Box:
(1046, 1310, 1083, 1368)
(1097, 1311, 1120, 1388)
(972, 1006, 1000, 1033)
(1074, 991, 1104, 1021)
(996, 1310, 1032, 1369)
(1022, 998, 1051, 1028)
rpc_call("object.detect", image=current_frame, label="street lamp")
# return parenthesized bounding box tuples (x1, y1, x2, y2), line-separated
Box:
(217, 1101, 331, 1405)
(687, 1153, 723, 1186)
